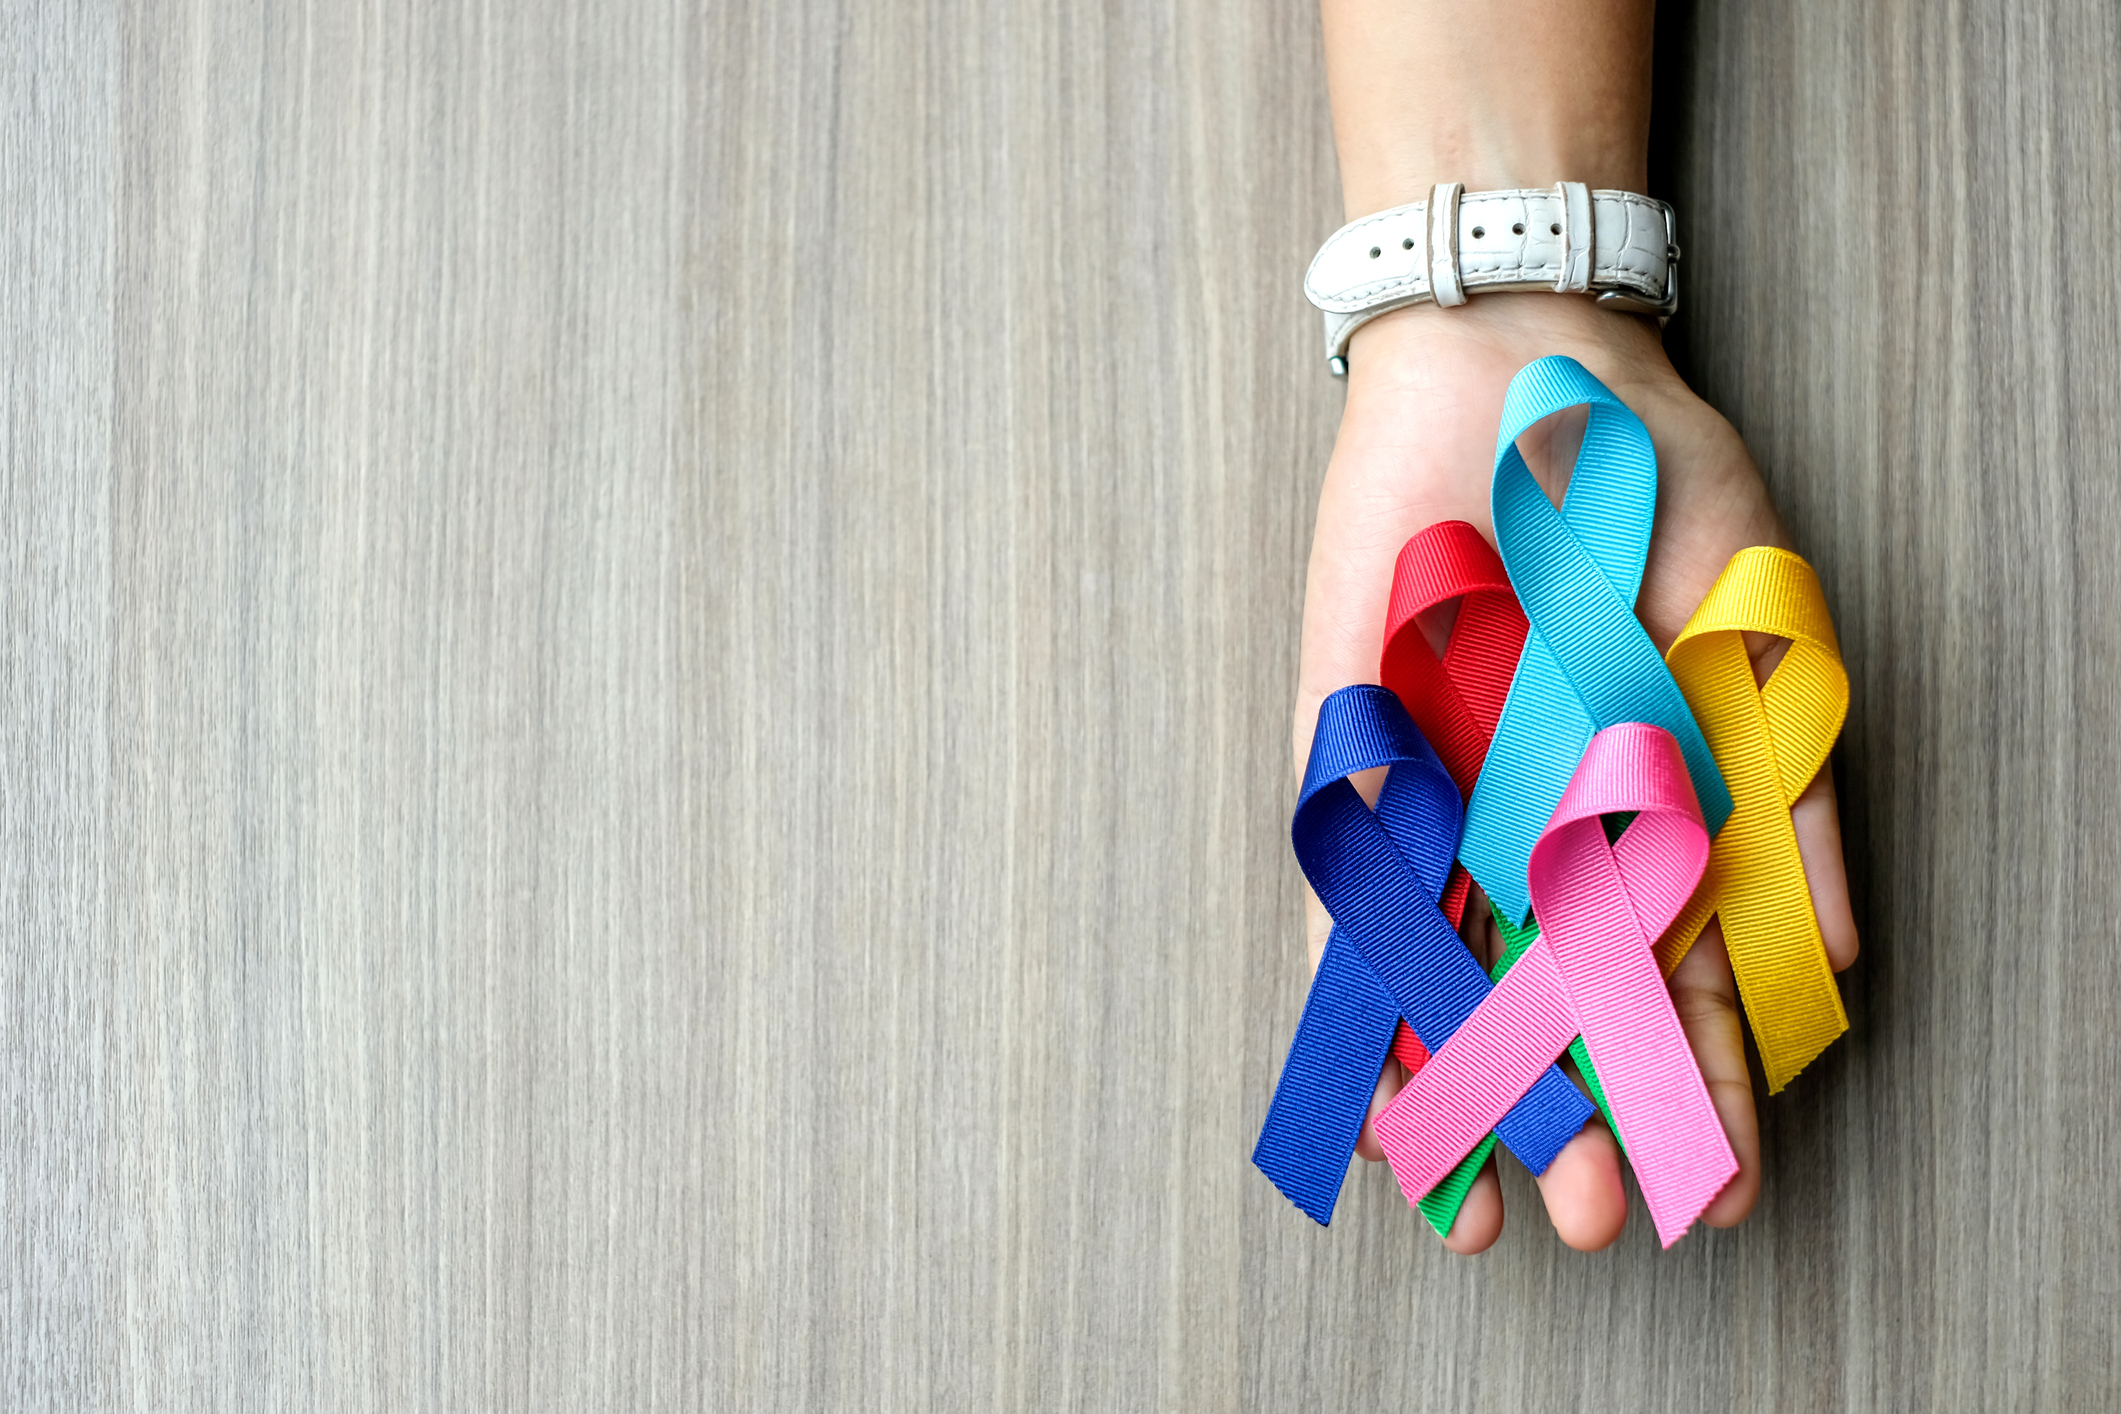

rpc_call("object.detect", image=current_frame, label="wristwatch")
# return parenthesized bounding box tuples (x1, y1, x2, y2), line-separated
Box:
(1304, 182, 1679, 375)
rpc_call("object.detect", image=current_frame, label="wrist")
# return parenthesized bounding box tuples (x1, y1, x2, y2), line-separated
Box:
(1323, 296, 1742, 535)
(1344, 295, 1676, 402)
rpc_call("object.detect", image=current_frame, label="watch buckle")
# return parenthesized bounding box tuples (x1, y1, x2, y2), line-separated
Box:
(1594, 204, 1680, 324)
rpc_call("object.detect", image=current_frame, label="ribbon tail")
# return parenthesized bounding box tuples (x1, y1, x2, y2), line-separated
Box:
(1566, 924, 1739, 1247)
(1712, 808, 1850, 1093)
(1252, 930, 1401, 1225)
(1416, 1136, 1498, 1238)
(1372, 940, 1580, 1205)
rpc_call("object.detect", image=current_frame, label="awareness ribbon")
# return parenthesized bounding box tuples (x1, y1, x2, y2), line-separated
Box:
(1375, 722, 1738, 1247)
(1657, 546, 1851, 1092)
(1251, 685, 1593, 1226)
(1377, 523, 1622, 1216)
(1253, 523, 1541, 1229)
(1458, 356, 1733, 926)
(1378, 519, 1530, 1073)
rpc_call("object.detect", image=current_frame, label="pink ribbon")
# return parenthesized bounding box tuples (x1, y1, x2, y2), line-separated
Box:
(1372, 722, 1738, 1247)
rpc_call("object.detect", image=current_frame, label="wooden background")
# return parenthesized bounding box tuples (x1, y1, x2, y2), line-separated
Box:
(7, 0, 2118, 1407)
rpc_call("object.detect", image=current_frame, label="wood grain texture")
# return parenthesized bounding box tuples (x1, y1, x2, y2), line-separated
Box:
(4, 0, 2117, 1407)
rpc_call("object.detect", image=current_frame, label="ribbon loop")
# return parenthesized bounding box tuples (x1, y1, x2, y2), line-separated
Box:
(1375, 723, 1738, 1247)
(1659, 546, 1851, 1091)
(1458, 357, 1732, 925)
(1381, 522, 1526, 801)
(1252, 685, 1594, 1226)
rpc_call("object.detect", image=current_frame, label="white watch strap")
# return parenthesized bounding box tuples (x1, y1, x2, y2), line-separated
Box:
(1305, 184, 1678, 373)
(1427, 183, 1466, 308)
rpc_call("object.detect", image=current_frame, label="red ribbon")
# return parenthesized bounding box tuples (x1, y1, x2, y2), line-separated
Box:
(1377, 521, 1529, 1075)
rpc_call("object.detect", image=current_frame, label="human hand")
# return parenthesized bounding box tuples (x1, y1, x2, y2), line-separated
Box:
(1292, 295, 1859, 1253)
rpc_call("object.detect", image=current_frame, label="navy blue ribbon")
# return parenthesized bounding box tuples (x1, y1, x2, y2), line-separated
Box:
(1253, 685, 1596, 1225)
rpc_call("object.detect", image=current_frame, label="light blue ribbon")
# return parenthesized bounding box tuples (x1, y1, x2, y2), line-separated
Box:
(1458, 356, 1733, 925)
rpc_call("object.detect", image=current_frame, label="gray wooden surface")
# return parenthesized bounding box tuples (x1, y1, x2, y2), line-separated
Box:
(7, 0, 2118, 1408)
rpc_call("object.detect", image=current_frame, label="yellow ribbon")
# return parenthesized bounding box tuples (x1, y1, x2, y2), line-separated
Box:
(1656, 546, 1850, 1092)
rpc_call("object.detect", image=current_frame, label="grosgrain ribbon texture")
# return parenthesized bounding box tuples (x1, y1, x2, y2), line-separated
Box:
(1658, 546, 1851, 1092)
(1459, 355, 1732, 926)
(1375, 722, 1738, 1247)
(1251, 524, 1532, 1230)
(1378, 520, 1528, 1070)
(1252, 686, 1594, 1227)
(1376, 522, 1620, 1221)
(1250, 523, 1520, 1227)
(1376, 523, 1539, 1228)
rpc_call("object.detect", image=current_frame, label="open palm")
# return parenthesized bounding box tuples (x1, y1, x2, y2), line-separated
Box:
(1293, 297, 1858, 1252)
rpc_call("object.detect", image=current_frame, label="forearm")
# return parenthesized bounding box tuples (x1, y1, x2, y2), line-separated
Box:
(1294, 0, 1814, 1256)
(1321, 0, 1655, 219)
